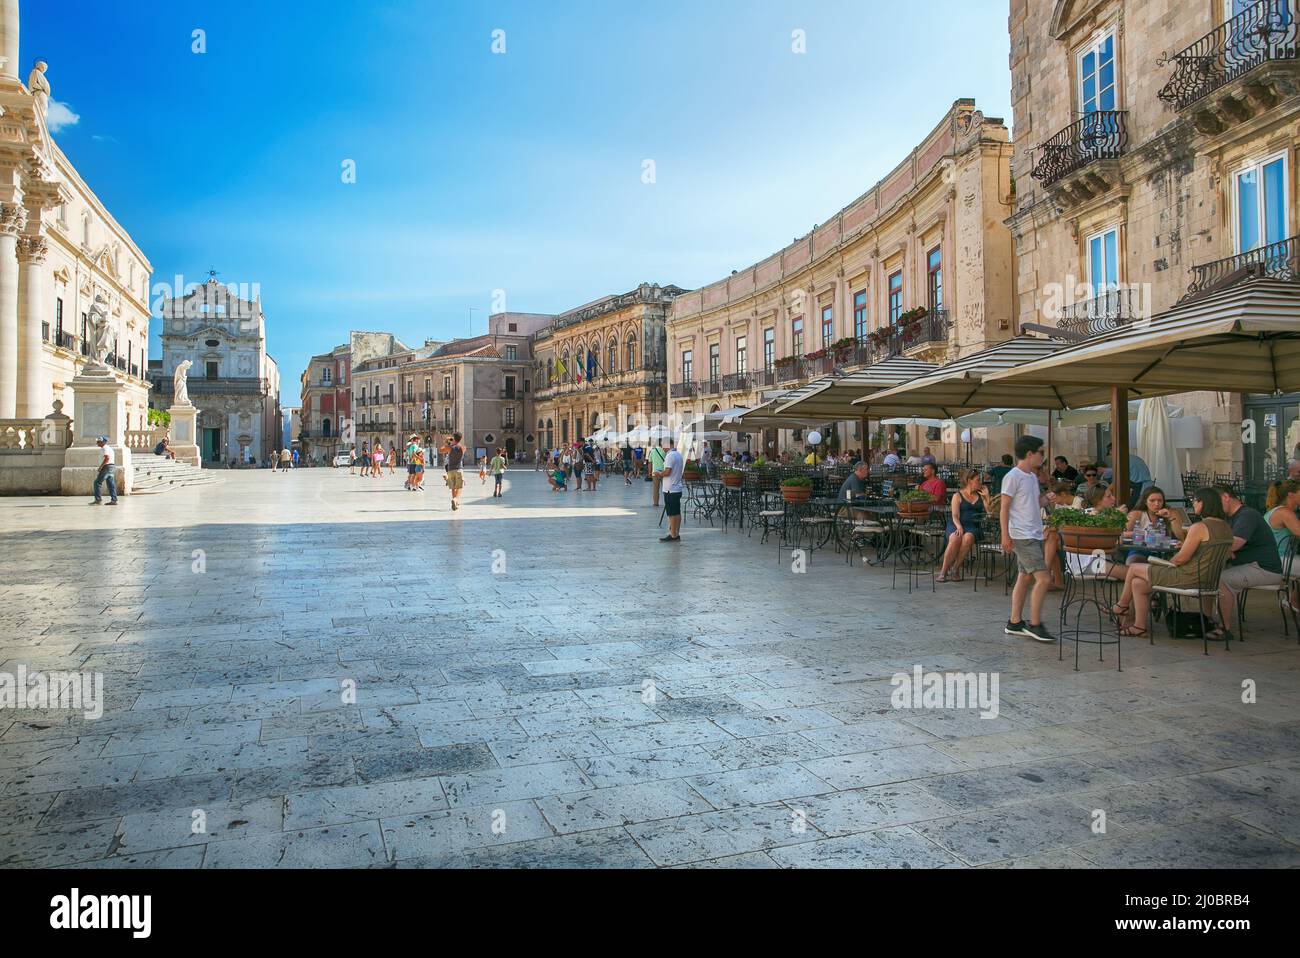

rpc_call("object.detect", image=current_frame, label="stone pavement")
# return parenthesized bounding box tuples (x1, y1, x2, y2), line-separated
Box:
(1, 467, 1299, 868)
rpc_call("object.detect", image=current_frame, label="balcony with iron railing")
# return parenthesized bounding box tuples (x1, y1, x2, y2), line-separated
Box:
(669, 379, 700, 399)
(1030, 111, 1128, 193)
(56, 330, 77, 352)
(1181, 233, 1300, 301)
(721, 372, 754, 392)
(1158, 0, 1300, 133)
(1050, 287, 1147, 340)
(41, 322, 49, 342)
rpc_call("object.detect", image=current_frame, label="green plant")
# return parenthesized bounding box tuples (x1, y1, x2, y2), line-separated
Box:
(684, 459, 701, 470)
(780, 476, 813, 488)
(147, 408, 171, 427)
(1047, 507, 1127, 530)
(898, 489, 933, 503)
(722, 468, 743, 477)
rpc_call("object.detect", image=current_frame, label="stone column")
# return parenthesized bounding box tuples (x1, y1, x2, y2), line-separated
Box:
(167, 401, 200, 467)
(0, 0, 18, 81)
(0, 202, 24, 418)
(16, 234, 47, 418)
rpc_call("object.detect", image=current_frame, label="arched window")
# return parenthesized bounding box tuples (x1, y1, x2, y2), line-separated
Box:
(626, 336, 637, 370)
(323, 418, 332, 437)
(608, 338, 618, 374)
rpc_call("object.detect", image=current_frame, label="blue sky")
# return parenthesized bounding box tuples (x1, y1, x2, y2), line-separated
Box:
(28, 0, 1011, 400)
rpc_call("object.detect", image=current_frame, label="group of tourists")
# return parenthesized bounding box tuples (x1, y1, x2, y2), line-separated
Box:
(344, 433, 475, 510)
(977, 435, 1294, 646)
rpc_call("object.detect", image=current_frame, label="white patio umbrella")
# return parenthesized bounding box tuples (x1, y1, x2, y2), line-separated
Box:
(1137, 397, 1183, 502)
(881, 416, 947, 428)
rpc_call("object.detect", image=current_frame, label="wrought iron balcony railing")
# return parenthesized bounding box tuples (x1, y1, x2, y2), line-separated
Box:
(1030, 111, 1128, 186)
(721, 372, 753, 392)
(669, 380, 700, 398)
(41, 322, 49, 342)
(1055, 288, 1146, 338)
(702, 378, 722, 396)
(1184, 234, 1300, 299)
(1158, 0, 1299, 111)
(57, 330, 77, 351)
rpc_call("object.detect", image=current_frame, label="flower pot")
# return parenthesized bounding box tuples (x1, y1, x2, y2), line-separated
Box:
(683, 471, 702, 483)
(781, 485, 812, 503)
(898, 500, 932, 518)
(1057, 525, 1122, 555)
(721, 474, 744, 488)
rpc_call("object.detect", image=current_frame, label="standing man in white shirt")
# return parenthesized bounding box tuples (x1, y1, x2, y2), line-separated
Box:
(90, 436, 118, 506)
(655, 439, 685, 543)
(999, 435, 1057, 642)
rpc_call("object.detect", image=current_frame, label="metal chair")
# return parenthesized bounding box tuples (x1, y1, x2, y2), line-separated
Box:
(1233, 535, 1300, 642)
(1148, 540, 1234, 655)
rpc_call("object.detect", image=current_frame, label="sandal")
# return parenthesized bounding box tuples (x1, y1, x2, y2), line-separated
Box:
(1111, 603, 1131, 618)
(1119, 625, 1148, 637)
(936, 573, 949, 583)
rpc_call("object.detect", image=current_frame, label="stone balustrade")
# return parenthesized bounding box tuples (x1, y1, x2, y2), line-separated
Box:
(124, 427, 166, 451)
(0, 417, 71, 451)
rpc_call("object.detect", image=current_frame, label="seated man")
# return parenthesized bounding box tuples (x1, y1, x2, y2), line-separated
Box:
(154, 438, 175, 460)
(837, 461, 870, 501)
(919, 462, 947, 503)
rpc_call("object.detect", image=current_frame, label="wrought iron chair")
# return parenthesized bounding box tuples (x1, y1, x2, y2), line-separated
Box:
(1148, 539, 1234, 655)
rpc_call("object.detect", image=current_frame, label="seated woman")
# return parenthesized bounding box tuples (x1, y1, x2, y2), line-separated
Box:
(1264, 479, 1300, 579)
(937, 469, 990, 582)
(1122, 485, 1168, 565)
(1112, 487, 1234, 637)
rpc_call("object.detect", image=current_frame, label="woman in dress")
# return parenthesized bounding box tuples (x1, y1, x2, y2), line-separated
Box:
(938, 468, 990, 582)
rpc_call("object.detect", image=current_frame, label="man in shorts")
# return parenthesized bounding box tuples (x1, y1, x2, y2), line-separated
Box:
(649, 442, 666, 507)
(655, 438, 684, 543)
(444, 432, 466, 510)
(999, 434, 1057, 643)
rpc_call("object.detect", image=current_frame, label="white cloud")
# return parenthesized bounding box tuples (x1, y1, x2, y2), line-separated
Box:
(46, 100, 80, 132)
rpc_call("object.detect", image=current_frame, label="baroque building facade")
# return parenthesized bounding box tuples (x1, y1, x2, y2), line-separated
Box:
(533, 283, 682, 450)
(0, 3, 152, 433)
(1007, 0, 1300, 494)
(667, 100, 1014, 456)
(152, 278, 281, 464)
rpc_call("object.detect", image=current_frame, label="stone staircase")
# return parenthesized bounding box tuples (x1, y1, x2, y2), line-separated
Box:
(131, 456, 225, 494)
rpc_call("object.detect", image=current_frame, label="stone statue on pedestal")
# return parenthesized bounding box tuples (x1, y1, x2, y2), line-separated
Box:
(173, 359, 193, 405)
(87, 294, 112, 367)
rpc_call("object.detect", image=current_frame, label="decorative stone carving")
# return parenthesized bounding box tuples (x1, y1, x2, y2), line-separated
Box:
(0, 203, 28, 237)
(16, 235, 48, 264)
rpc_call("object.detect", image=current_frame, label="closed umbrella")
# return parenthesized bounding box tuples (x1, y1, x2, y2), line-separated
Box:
(1137, 397, 1183, 502)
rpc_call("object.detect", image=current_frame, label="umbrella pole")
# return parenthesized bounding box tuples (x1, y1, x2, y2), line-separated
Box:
(1112, 386, 1130, 506)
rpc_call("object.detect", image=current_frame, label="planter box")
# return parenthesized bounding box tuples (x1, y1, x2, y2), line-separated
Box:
(780, 485, 812, 503)
(898, 500, 932, 517)
(683, 470, 703, 483)
(1057, 525, 1122, 555)
(721, 474, 744, 488)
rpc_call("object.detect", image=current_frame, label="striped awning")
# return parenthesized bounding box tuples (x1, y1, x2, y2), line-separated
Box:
(851, 336, 1074, 418)
(720, 390, 825, 432)
(770, 356, 939, 420)
(979, 279, 1300, 402)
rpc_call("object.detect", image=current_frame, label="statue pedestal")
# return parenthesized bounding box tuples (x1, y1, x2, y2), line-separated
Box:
(60, 363, 133, 496)
(168, 403, 201, 467)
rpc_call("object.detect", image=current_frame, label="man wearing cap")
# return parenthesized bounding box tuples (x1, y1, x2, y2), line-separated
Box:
(91, 437, 118, 506)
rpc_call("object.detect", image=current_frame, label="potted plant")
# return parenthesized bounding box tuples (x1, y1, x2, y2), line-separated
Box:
(683, 459, 703, 482)
(721, 468, 744, 489)
(1048, 507, 1128, 554)
(897, 488, 934, 517)
(779, 475, 814, 503)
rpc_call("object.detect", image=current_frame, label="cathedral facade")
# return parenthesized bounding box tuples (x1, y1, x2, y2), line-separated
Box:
(152, 277, 281, 465)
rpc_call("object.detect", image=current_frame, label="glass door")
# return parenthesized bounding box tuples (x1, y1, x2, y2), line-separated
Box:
(1242, 394, 1300, 509)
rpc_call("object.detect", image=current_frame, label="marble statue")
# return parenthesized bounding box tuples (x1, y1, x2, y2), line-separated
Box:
(173, 359, 193, 405)
(28, 60, 50, 116)
(87, 294, 112, 366)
